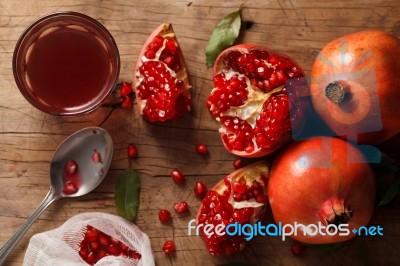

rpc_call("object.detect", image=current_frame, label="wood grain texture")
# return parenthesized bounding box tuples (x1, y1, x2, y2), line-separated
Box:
(1, 0, 400, 265)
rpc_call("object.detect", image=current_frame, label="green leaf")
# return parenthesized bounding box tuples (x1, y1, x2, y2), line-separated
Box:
(378, 179, 400, 206)
(205, 9, 242, 68)
(115, 168, 140, 220)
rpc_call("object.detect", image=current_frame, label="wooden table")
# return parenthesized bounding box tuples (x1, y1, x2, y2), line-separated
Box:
(1, 0, 400, 265)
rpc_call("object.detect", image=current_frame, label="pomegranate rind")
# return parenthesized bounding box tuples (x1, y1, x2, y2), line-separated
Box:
(208, 44, 306, 158)
(196, 160, 270, 255)
(134, 22, 192, 122)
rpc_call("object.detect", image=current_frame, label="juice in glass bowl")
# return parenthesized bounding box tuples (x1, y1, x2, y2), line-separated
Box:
(13, 12, 120, 116)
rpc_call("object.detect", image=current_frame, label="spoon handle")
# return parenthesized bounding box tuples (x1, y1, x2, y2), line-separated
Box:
(0, 187, 60, 265)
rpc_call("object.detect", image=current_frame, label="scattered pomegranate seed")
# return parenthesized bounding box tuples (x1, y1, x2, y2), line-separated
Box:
(120, 83, 133, 97)
(195, 143, 209, 155)
(62, 180, 78, 195)
(233, 158, 244, 169)
(65, 159, 78, 174)
(291, 243, 305, 256)
(127, 144, 138, 159)
(162, 240, 176, 254)
(121, 97, 133, 109)
(173, 201, 189, 213)
(194, 181, 208, 199)
(91, 150, 102, 163)
(158, 209, 171, 223)
(170, 169, 185, 184)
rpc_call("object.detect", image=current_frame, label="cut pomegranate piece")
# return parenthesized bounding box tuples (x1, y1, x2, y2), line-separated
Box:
(206, 45, 306, 157)
(79, 225, 141, 265)
(196, 161, 269, 256)
(134, 23, 192, 122)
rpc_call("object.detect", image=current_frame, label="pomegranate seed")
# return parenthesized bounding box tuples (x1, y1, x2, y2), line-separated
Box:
(233, 192, 244, 201)
(107, 244, 121, 256)
(129, 250, 142, 260)
(120, 83, 133, 97)
(79, 247, 89, 260)
(255, 194, 267, 203)
(89, 241, 100, 251)
(233, 158, 244, 169)
(165, 38, 178, 54)
(91, 150, 102, 163)
(127, 144, 138, 159)
(194, 181, 208, 199)
(291, 243, 305, 256)
(195, 143, 209, 155)
(86, 252, 96, 264)
(233, 182, 247, 194)
(170, 169, 185, 184)
(98, 233, 110, 246)
(162, 240, 176, 254)
(119, 242, 129, 251)
(158, 209, 171, 223)
(97, 249, 107, 260)
(65, 160, 77, 175)
(173, 201, 189, 213)
(110, 237, 120, 245)
(63, 180, 78, 195)
(121, 97, 133, 109)
(145, 49, 156, 59)
(85, 227, 99, 241)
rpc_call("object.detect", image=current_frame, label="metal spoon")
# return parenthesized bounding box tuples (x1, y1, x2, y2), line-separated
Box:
(0, 127, 113, 265)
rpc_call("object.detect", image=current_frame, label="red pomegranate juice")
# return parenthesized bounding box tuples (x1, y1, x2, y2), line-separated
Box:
(25, 26, 110, 112)
(13, 12, 120, 115)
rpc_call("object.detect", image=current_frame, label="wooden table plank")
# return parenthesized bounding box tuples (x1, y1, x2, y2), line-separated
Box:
(1, 0, 400, 265)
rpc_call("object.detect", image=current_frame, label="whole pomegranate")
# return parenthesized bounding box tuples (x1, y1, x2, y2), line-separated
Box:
(196, 161, 269, 256)
(268, 137, 376, 244)
(310, 30, 400, 144)
(134, 23, 192, 122)
(206, 44, 306, 158)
